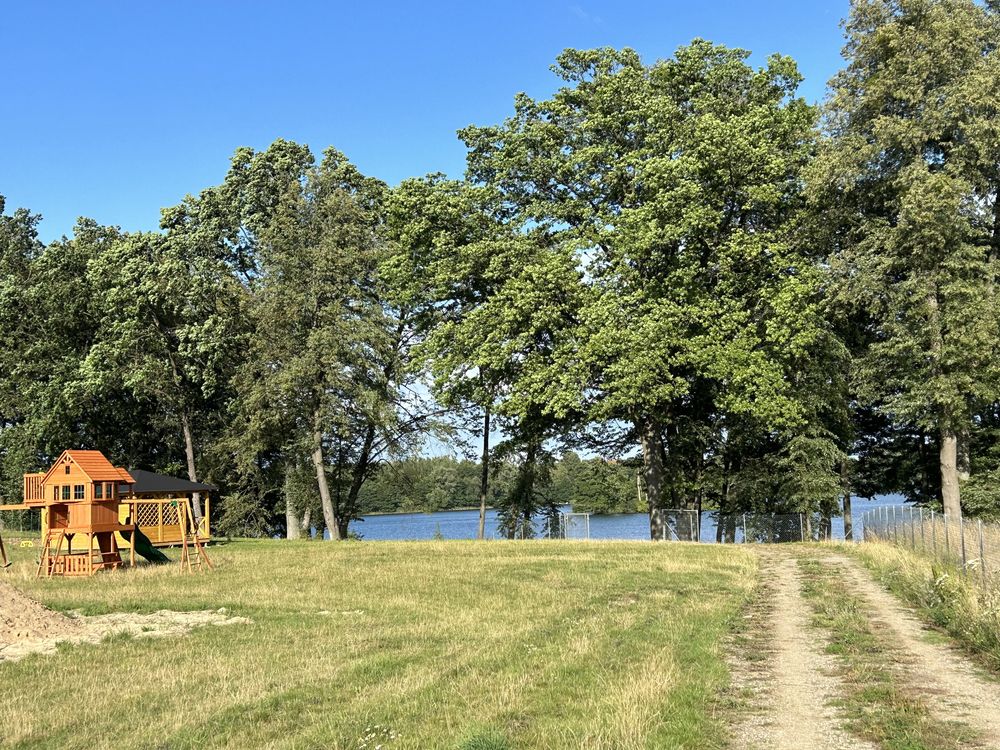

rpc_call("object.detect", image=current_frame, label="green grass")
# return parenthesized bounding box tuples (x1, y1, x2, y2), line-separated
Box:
(795, 552, 977, 750)
(0, 539, 756, 750)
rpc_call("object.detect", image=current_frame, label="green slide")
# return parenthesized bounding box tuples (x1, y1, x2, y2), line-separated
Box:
(125, 526, 170, 564)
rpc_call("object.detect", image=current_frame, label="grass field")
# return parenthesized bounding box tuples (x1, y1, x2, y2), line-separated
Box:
(0, 540, 756, 750)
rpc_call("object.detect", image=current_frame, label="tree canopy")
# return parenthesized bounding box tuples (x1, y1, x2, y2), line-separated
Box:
(4, 0, 1000, 538)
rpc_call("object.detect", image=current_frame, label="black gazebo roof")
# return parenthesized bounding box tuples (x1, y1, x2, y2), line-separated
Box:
(122, 469, 216, 494)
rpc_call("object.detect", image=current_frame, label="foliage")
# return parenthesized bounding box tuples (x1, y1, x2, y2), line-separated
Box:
(6, 2, 1000, 532)
(813, 0, 1000, 516)
(459, 41, 831, 531)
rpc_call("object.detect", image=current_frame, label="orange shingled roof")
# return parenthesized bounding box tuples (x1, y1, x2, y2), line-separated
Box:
(42, 450, 134, 483)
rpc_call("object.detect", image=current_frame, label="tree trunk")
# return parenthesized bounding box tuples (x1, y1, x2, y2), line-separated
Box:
(927, 284, 962, 519)
(841, 459, 854, 541)
(179, 410, 203, 523)
(285, 463, 300, 540)
(285, 499, 301, 540)
(958, 426, 971, 482)
(311, 417, 341, 540)
(301, 507, 312, 538)
(694, 494, 702, 543)
(639, 416, 666, 540)
(478, 405, 490, 540)
(340, 425, 377, 539)
(941, 428, 961, 519)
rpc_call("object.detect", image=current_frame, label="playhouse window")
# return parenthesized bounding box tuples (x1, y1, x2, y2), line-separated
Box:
(64, 465, 70, 474)
(95, 483, 103, 499)
(62, 485, 70, 500)
(74, 485, 84, 500)
(105, 483, 114, 499)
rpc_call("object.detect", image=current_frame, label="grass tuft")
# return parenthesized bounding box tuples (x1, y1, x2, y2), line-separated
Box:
(456, 728, 510, 750)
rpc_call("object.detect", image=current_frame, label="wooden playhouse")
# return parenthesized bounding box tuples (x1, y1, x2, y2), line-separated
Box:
(22, 450, 136, 576)
(14, 450, 215, 576)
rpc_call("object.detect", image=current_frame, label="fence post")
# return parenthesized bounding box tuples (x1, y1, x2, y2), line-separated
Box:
(931, 510, 937, 561)
(893, 506, 899, 544)
(944, 512, 950, 559)
(960, 516, 968, 577)
(979, 519, 986, 588)
(742, 514, 748, 544)
(799, 513, 804, 542)
(920, 507, 925, 551)
(910, 509, 916, 549)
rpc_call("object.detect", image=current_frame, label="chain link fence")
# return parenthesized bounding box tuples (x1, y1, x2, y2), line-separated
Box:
(560, 512, 592, 539)
(860, 505, 1000, 587)
(649, 509, 831, 543)
(0, 508, 39, 534)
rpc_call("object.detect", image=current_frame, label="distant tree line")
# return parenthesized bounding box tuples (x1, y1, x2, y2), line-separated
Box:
(358, 452, 641, 517)
(3, 0, 1000, 538)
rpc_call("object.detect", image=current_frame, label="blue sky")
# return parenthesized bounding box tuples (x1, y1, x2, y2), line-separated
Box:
(2, 1, 849, 244)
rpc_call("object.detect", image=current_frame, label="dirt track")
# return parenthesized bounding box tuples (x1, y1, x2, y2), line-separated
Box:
(728, 550, 875, 750)
(729, 548, 1000, 750)
(825, 552, 1000, 745)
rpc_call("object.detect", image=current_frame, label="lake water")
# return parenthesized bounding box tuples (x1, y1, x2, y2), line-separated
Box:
(351, 495, 905, 542)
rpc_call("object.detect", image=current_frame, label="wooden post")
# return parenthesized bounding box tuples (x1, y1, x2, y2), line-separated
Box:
(960, 517, 968, 576)
(979, 520, 986, 587)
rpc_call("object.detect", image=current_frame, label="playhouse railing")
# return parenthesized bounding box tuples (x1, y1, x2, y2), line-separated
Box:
(128, 497, 210, 546)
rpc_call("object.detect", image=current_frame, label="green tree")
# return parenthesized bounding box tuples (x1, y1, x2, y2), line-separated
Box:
(461, 44, 824, 537)
(82, 227, 242, 522)
(813, 0, 1000, 518)
(238, 147, 388, 539)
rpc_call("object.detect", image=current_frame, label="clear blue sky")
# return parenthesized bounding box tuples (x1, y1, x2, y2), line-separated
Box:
(1, 1, 849, 244)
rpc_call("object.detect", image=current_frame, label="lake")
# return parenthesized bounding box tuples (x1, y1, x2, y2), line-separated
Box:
(350, 495, 905, 542)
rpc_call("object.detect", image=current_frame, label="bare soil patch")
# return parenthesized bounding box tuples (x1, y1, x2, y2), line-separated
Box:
(0, 580, 250, 663)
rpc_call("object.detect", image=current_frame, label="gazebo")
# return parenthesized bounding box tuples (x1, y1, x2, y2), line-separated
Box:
(120, 469, 216, 547)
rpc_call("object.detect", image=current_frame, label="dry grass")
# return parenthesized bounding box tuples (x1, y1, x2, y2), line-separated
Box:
(0, 539, 756, 750)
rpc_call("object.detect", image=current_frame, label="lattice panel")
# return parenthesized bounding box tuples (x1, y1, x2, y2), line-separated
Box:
(134, 502, 180, 528)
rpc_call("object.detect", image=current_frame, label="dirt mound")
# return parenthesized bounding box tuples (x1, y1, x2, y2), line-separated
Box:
(0, 583, 250, 663)
(0, 581, 82, 643)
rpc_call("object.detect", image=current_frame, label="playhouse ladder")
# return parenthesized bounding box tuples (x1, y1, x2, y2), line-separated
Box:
(36, 529, 65, 577)
(177, 498, 213, 574)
